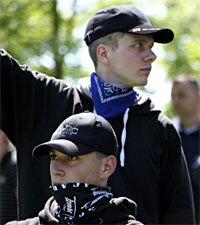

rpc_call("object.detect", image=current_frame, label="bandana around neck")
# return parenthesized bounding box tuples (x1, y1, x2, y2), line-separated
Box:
(90, 72, 138, 119)
(50, 182, 112, 224)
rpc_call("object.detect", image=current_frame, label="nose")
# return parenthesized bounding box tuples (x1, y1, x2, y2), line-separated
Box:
(145, 49, 157, 63)
(50, 160, 65, 177)
(172, 96, 179, 105)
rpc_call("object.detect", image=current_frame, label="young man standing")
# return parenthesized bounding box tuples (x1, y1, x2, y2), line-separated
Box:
(1, 5, 195, 224)
(6, 112, 143, 224)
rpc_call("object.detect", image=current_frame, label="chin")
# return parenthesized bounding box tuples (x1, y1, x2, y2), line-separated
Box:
(137, 80, 148, 87)
(136, 76, 148, 86)
(142, 81, 148, 86)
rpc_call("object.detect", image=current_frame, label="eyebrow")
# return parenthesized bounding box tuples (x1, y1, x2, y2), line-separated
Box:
(49, 148, 56, 154)
(130, 36, 154, 47)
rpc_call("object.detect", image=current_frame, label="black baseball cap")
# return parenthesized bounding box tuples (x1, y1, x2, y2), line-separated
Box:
(84, 5, 174, 46)
(33, 112, 118, 157)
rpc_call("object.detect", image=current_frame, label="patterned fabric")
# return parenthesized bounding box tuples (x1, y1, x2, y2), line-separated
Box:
(91, 72, 137, 119)
(50, 182, 112, 224)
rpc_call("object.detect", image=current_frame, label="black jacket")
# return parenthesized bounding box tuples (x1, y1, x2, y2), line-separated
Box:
(0, 49, 195, 224)
(6, 196, 143, 225)
(0, 151, 17, 224)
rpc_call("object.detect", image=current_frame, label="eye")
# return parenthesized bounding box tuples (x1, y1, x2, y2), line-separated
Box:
(134, 43, 143, 49)
(134, 43, 145, 51)
(135, 43, 141, 48)
(67, 156, 78, 161)
(50, 154, 58, 160)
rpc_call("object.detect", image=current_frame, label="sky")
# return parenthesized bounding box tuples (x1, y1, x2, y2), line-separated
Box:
(57, 0, 173, 111)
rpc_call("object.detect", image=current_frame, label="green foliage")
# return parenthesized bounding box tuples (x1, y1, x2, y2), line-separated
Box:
(0, 0, 88, 79)
(161, 101, 176, 119)
(150, 0, 200, 79)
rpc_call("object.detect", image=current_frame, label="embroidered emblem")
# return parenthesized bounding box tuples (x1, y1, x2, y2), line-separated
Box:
(57, 124, 79, 136)
(62, 125, 78, 135)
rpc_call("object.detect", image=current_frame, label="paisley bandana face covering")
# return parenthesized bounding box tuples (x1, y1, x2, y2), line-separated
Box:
(50, 182, 112, 224)
(91, 72, 138, 119)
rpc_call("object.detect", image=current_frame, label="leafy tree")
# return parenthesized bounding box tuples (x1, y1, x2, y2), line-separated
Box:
(152, 0, 200, 77)
(151, 0, 200, 116)
(0, 0, 88, 80)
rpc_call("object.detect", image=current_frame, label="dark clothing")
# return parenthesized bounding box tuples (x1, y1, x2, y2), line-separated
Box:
(6, 196, 142, 225)
(181, 130, 200, 225)
(0, 151, 18, 225)
(172, 117, 200, 224)
(0, 49, 195, 224)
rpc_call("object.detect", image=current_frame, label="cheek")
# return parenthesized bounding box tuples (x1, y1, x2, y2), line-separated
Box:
(79, 167, 96, 183)
(79, 164, 102, 184)
(66, 166, 94, 183)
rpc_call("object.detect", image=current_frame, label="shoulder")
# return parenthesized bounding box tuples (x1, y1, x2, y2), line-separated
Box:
(129, 89, 161, 116)
(130, 92, 178, 136)
(103, 197, 143, 224)
(171, 116, 180, 128)
(111, 197, 137, 216)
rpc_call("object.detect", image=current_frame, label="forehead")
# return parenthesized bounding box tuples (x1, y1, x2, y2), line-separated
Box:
(118, 33, 154, 47)
(173, 81, 192, 91)
(49, 148, 65, 156)
(49, 148, 97, 158)
(172, 82, 195, 95)
(123, 33, 154, 42)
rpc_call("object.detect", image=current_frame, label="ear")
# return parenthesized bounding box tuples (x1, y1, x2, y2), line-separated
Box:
(96, 44, 111, 66)
(101, 155, 117, 180)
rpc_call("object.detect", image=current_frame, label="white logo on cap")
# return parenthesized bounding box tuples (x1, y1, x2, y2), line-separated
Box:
(131, 28, 142, 32)
(62, 125, 78, 135)
(131, 27, 162, 32)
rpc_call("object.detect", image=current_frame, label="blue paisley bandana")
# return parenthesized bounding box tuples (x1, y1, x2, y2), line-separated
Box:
(91, 72, 137, 119)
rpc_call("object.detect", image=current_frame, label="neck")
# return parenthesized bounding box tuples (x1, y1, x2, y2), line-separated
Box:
(95, 70, 131, 90)
(180, 112, 200, 128)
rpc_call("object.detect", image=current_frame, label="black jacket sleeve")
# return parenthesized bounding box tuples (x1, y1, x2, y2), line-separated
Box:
(0, 49, 73, 148)
(0, 49, 77, 219)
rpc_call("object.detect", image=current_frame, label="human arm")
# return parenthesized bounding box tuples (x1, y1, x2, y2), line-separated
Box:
(0, 49, 72, 148)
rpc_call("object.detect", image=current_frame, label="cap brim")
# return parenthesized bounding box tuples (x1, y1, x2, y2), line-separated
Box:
(127, 25, 174, 44)
(32, 139, 96, 158)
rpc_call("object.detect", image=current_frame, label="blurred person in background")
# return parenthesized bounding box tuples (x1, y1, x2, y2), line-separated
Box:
(0, 129, 18, 224)
(171, 74, 200, 224)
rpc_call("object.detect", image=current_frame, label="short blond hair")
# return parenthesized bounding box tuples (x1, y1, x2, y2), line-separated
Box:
(88, 32, 124, 68)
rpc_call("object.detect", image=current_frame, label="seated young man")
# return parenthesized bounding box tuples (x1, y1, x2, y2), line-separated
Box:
(6, 112, 143, 225)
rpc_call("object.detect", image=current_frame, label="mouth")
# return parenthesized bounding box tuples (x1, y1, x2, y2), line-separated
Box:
(174, 106, 182, 112)
(141, 67, 151, 74)
(52, 182, 62, 186)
